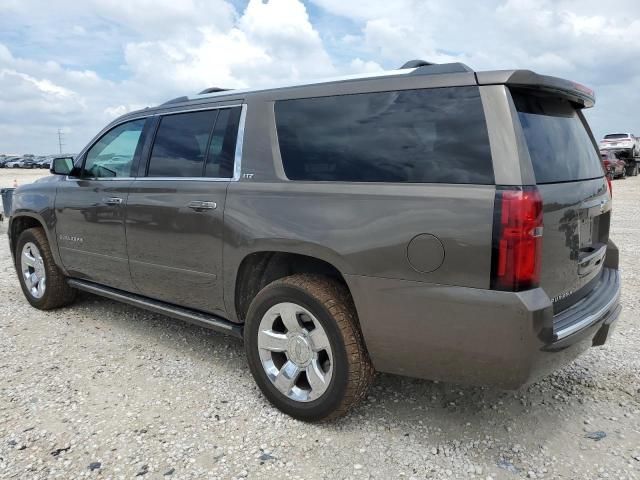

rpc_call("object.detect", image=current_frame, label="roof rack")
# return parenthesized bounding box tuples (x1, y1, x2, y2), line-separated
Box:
(198, 87, 231, 95)
(156, 62, 474, 108)
(400, 59, 435, 69)
(400, 59, 473, 75)
(161, 96, 189, 106)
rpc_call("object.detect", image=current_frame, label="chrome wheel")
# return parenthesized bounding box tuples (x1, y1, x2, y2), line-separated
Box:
(258, 302, 333, 402)
(21, 242, 46, 299)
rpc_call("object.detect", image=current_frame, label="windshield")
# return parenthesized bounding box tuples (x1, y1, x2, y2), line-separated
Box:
(512, 91, 604, 184)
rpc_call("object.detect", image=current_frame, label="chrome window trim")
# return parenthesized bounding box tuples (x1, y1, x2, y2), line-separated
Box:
(154, 104, 242, 117)
(134, 177, 233, 182)
(232, 104, 247, 181)
(64, 176, 136, 181)
(76, 103, 247, 182)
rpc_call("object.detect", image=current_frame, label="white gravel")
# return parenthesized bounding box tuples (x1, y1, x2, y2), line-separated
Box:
(1, 170, 639, 479)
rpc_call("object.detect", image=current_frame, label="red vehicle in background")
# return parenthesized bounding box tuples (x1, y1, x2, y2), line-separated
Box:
(600, 150, 627, 179)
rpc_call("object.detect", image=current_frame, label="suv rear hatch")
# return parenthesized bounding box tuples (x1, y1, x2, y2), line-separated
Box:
(511, 89, 610, 314)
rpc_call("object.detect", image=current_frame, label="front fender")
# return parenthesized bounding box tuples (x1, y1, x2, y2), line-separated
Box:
(9, 182, 65, 274)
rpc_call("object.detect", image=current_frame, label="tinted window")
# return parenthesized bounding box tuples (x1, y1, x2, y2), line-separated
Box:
(604, 134, 629, 139)
(275, 87, 493, 184)
(84, 119, 145, 178)
(148, 110, 217, 177)
(513, 92, 604, 184)
(205, 107, 241, 178)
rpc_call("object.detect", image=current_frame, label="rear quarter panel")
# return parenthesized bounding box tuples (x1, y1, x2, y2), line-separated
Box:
(224, 182, 494, 282)
(223, 83, 497, 321)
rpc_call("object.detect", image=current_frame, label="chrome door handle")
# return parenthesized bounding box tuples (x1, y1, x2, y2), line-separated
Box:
(187, 200, 217, 211)
(104, 197, 123, 205)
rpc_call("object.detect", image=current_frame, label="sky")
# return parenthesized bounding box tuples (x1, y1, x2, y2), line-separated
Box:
(0, 0, 639, 155)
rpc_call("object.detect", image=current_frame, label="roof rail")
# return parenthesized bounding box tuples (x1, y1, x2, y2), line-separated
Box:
(400, 59, 435, 69)
(198, 87, 231, 95)
(412, 62, 473, 75)
(161, 96, 189, 105)
(399, 59, 472, 75)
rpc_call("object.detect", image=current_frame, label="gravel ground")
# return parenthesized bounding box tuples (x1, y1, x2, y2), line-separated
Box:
(1, 170, 639, 480)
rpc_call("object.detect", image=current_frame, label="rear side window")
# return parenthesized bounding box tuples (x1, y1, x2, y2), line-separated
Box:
(512, 92, 603, 184)
(146, 107, 241, 178)
(275, 87, 493, 184)
(604, 134, 629, 139)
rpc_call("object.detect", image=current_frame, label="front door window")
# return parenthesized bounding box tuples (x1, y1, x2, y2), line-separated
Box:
(83, 119, 146, 178)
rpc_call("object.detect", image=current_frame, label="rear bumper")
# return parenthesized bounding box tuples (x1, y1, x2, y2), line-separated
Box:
(345, 266, 621, 389)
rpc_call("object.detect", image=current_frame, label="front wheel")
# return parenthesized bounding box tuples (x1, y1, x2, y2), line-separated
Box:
(15, 227, 77, 309)
(244, 274, 374, 421)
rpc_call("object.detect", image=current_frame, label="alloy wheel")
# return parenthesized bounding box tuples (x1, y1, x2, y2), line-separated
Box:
(21, 242, 46, 299)
(257, 302, 333, 402)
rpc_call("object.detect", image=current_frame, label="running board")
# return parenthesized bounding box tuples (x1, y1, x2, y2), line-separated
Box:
(67, 279, 243, 339)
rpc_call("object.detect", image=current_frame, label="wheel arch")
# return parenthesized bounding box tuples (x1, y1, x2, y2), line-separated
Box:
(9, 213, 64, 272)
(230, 249, 355, 324)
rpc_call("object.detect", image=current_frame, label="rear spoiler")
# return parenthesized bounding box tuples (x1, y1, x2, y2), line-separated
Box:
(476, 70, 595, 108)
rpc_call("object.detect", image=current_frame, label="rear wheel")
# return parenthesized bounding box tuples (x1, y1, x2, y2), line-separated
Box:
(244, 274, 374, 421)
(16, 227, 76, 309)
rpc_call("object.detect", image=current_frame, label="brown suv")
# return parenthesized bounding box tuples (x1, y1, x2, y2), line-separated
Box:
(9, 60, 621, 420)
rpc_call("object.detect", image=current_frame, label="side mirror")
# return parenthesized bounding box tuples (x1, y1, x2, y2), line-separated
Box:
(50, 157, 74, 175)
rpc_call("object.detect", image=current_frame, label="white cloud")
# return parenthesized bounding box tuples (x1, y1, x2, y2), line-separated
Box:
(1, 0, 640, 153)
(123, 0, 337, 94)
(311, 0, 640, 138)
(349, 58, 384, 73)
(0, 0, 344, 154)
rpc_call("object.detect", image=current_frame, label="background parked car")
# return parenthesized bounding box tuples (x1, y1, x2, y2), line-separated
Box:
(4, 157, 24, 168)
(600, 133, 640, 157)
(33, 156, 53, 168)
(601, 150, 627, 179)
(610, 148, 639, 176)
(21, 157, 38, 169)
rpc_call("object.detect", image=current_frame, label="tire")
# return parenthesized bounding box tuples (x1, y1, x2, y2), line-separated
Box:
(244, 274, 374, 421)
(15, 227, 77, 310)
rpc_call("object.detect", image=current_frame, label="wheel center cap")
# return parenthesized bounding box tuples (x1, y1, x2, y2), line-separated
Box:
(287, 334, 312, 366)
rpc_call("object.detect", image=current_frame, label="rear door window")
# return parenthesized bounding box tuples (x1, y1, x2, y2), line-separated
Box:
(512, 92, 603, 184)
(275, 86, 493, 184)
(147, 110, 217, 177)
(147, 107, 242, 178)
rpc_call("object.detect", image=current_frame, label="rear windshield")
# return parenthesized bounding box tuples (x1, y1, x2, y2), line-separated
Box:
(604, 134, 629, 139)
(512, 92, 603, 184)
(275, 86, 494, 184)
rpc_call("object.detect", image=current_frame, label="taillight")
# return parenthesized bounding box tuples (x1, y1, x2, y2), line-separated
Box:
(491, 186, 543, 291)
(606, 175, 612, 197)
